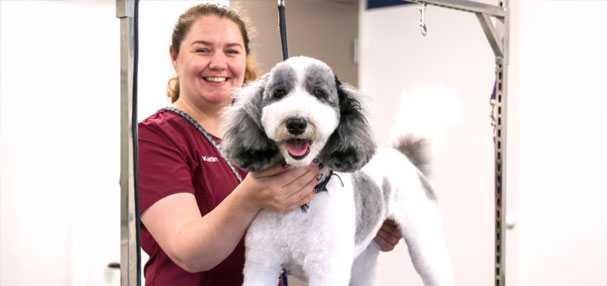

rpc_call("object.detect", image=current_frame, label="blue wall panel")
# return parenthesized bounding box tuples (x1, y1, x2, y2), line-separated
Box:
(367, 0, 414, 10)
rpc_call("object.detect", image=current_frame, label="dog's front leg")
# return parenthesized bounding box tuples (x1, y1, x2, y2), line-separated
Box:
(305, 258, 353, 286)
(242, 212, 285, 286)
(302, 241, 354, 286)
(242, 243, 284, 286)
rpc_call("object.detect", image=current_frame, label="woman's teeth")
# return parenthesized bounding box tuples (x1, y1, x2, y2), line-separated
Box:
(204, 77, 227, 82)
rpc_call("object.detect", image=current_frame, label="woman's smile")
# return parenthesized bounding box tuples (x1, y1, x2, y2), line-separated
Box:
(203, 76, 228, 83)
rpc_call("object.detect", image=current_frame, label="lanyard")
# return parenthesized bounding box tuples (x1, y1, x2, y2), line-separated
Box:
(161, 107, 243, 183)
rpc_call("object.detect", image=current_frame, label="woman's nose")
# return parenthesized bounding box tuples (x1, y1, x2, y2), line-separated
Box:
(208, 52, 227, 70)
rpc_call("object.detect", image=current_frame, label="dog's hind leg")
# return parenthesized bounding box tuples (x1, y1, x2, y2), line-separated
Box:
(349, 242, 381, 286)
(391, 180, 454, 286)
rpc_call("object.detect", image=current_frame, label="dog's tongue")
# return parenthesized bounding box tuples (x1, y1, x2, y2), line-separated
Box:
(286, 139, 310, 157)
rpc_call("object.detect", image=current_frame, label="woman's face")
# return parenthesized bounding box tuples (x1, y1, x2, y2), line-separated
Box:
(171, 15, 247, 108)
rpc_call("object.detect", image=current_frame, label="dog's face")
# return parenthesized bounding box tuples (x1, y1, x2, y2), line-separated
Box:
(221, 56, 376, 172)
(260, 57, 341, 167)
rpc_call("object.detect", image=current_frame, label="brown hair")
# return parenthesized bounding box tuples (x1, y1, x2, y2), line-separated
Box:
(166, 3, 258, 103)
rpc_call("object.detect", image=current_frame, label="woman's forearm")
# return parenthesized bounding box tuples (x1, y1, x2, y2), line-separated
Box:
(167, 186, 261, 272)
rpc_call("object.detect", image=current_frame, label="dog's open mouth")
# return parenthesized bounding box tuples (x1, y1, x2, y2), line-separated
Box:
(286, 139, 311, 160)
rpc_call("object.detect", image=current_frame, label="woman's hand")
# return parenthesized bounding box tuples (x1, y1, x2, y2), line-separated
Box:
(238, 161, 321, 214)
(374, 219, 403, 252)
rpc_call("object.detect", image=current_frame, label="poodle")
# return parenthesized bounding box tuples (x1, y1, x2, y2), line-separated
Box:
(221, 56, 454, 286)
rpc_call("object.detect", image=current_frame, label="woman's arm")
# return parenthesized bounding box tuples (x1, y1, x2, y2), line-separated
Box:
(141, 163, 320, 273)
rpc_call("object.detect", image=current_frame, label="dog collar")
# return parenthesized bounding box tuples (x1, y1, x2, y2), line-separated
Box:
(300, 170, 343, 213)
(315, 170, 335, 194)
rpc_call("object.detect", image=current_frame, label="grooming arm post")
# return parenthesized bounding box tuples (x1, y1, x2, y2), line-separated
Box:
(403, 1, 509, 285)
(116, 0, 138, 285)
(488, 2, 509, 286)
(473, 2, 509, 285)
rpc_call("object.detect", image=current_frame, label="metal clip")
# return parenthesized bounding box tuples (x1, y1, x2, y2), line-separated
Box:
(419, 3, 428, 36)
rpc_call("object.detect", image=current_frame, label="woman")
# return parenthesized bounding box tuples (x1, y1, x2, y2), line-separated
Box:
(138, 3, 401, 285)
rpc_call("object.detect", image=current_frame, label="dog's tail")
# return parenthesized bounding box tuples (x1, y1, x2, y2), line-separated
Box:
(391, 83, 463, 175)
(394, 135, 430, 175)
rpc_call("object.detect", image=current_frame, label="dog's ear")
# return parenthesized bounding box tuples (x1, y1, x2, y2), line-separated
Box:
(221, 74, 282, 172)
(318, 76, 376, 172)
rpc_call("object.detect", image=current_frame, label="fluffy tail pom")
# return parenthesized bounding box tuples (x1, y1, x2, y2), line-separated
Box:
(390, 83, 463, 175)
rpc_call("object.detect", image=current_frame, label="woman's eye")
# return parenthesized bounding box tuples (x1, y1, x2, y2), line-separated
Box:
(226, 49, 240, 55)
(273, 89, 287, 99)
(195, 48, 210, 53)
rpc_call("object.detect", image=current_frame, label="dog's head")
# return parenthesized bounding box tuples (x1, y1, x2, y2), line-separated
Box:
(221, 56, 376, 172)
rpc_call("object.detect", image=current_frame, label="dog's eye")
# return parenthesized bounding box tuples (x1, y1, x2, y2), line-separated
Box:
(273, 89, 287, 99)
(313, 89, 325, 98)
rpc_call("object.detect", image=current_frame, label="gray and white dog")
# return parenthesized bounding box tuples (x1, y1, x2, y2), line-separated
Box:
(221, 56, 454, 286)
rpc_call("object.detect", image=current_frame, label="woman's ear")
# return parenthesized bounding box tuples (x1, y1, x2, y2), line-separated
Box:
(318, 77, 376, 172)
(169, 46, 178, 71)
(221, 74, 282, 172)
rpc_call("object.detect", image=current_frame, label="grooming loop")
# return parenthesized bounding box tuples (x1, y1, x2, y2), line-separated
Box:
(278, 0, 289, 60)
(490, 87, 497, 134)
(490, 99, 497, 132)
(419, 2, 428, 36)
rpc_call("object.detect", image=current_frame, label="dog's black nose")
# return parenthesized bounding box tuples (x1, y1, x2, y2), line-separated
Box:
(286, 117, 307, 135)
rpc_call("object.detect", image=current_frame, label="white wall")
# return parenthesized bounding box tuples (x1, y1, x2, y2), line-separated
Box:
(516, 1, 606, 285)
(360, 0, 606, 285)
(1, 1, 121, 285)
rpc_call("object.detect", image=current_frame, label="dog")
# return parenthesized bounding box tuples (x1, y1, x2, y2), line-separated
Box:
(221, 56, 454, 286)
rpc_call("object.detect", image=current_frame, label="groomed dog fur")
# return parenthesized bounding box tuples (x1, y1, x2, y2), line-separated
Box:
(221, 56, 454, 286)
